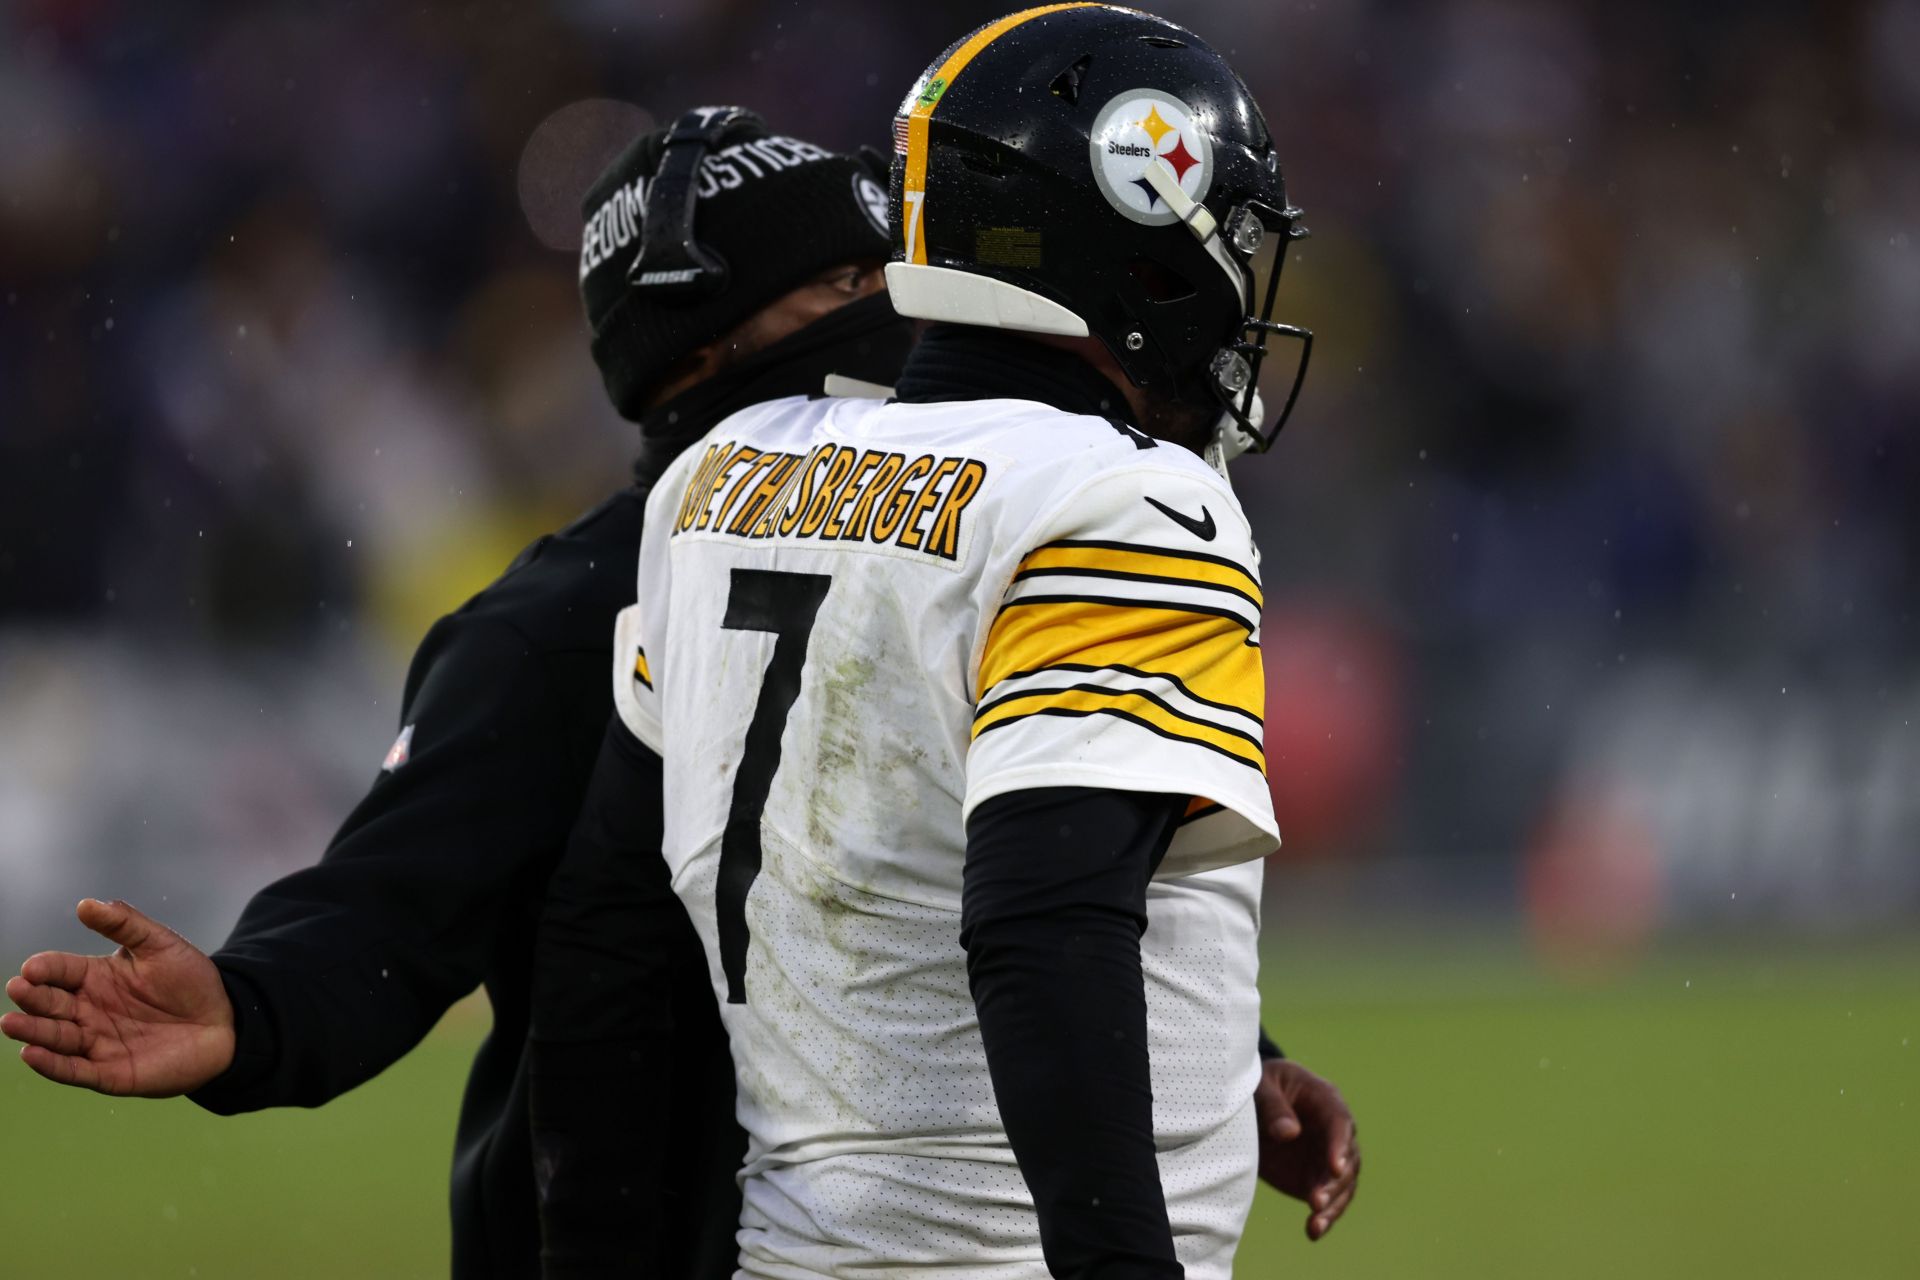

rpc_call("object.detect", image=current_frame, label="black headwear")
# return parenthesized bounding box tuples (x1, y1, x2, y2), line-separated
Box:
(580, 107, 894, 420)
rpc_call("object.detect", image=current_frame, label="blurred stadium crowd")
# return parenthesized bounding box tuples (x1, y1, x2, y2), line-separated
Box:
(2, 0, 1915, 952)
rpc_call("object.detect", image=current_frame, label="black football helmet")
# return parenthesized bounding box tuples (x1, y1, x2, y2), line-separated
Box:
(886, 4, 1312, 462)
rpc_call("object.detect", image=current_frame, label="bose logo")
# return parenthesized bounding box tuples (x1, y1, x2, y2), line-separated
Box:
(634, 268, 703, 287)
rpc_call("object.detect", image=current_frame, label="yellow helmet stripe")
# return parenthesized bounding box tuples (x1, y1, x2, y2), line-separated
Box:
(901, 3, 1102, 264)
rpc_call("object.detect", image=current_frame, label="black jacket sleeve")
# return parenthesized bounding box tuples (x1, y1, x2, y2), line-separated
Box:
(961, 786, 1187, 1280)
(529, 718, 742, 1280)
(190, 613, 583, 1114)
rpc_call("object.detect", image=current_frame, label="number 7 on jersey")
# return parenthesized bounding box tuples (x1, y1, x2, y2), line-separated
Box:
(716, 568, 832, 1003)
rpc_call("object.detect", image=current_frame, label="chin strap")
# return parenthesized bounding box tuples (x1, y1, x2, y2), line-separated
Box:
(1140, 162, 1246, 311)
(1204, 389, 1265, 477)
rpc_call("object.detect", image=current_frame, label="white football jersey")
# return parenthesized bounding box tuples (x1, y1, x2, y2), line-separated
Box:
(615, 392, 1278, 1279)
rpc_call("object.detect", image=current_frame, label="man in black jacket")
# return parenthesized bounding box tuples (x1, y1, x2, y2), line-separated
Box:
(1, 109, 912, 1279)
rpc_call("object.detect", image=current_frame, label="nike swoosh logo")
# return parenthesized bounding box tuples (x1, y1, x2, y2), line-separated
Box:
(1143, 496, 1216, 541)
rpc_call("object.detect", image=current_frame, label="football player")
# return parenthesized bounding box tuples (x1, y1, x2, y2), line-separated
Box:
(1, 110, 911, 1279)
(535, 7, 1358, 1278)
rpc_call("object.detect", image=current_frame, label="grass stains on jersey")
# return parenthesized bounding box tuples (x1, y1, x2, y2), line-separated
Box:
(672, 439, 990, 561)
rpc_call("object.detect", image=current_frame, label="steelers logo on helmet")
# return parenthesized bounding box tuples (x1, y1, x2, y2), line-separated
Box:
(1088, 89, 1215, 226)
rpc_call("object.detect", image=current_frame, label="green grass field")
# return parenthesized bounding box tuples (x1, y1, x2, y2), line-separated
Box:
(3, 935, 1914, 1278)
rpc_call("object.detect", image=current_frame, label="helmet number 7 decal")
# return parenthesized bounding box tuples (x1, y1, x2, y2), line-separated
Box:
(902, 186, 927, 264)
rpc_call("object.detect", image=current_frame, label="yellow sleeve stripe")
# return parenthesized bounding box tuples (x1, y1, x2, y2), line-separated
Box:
(973, 685, 1266, 773)
(1018, 539, 1262, 607)
(978, 601, 1262, 718)
(632, 649, 653, 690)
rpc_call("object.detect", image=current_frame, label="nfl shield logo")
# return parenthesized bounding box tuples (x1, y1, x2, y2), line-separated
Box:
(382, 723, 416, 773)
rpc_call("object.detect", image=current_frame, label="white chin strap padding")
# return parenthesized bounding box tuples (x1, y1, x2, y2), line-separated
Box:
(1140, 163, 1247, 312)
(884, 262, 1090, 337)
(1205, 389, 1266, 475)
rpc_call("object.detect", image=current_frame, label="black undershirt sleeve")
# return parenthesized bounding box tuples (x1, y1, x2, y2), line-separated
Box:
(961, 785, 1188, 1280)
(529, 717, 740, 1279)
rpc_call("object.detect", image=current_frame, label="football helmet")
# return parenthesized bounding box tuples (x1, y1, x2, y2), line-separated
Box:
(886, 4, 1312, 462)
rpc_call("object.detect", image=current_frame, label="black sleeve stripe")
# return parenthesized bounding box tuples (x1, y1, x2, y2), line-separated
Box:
(974, 704, 1267, 773)
(975, 681, 1265, 751)
(986, 661, 1263, 725)
(1036, 537, 1258, 580)
(1009, 565, 1263, 612)
(994, 592, 1259, 634)
(1180, 802, 1226, 826)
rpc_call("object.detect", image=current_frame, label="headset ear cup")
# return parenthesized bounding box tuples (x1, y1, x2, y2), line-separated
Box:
(628, 105, 759, 300)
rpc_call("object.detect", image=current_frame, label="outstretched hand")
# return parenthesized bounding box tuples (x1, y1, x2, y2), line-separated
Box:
(1253, 1057, 1361, 1241)
(2, 898, 235, 1097)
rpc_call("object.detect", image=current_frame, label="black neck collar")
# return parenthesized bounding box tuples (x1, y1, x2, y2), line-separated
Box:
(633, 291, 914, 487)
(893, 324, 1138, 427)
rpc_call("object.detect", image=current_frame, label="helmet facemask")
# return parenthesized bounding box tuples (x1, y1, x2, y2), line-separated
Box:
(1135, 158, 1313, 465)
(1214, 200, 1313, 458)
